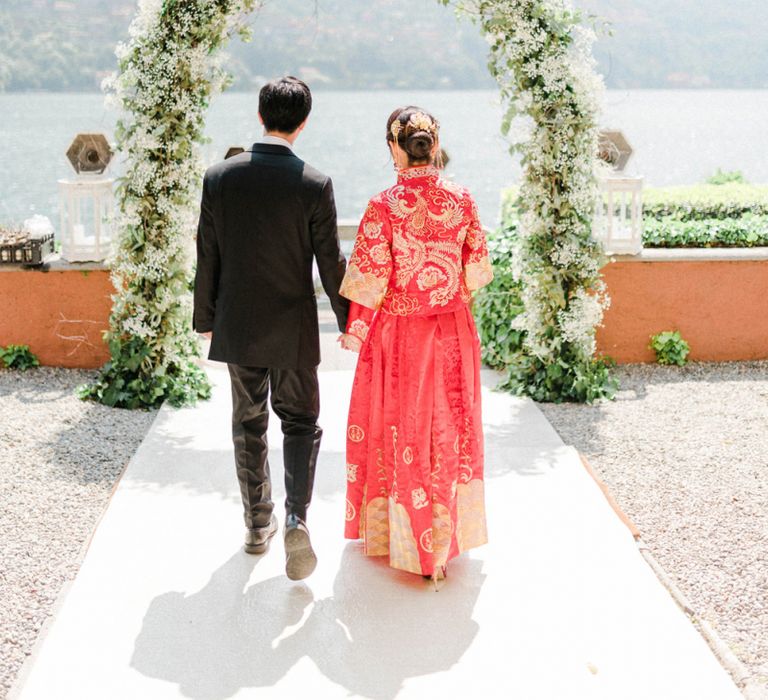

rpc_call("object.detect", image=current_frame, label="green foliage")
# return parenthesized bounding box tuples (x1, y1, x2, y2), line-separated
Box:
(473, 224, 525, 371)
(643, 184, 768, 221)
(649, 330, 690, 366)
(706, 168, 747, 185)
(643, 215, 768, 248)
(78, 334, 211, 409)
(0, 344, 39, 370)
(499, 348, 618, 404)
(473, 225, 619, 404)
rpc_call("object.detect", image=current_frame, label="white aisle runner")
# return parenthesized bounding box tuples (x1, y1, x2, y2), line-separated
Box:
(11, 346, 742, 700)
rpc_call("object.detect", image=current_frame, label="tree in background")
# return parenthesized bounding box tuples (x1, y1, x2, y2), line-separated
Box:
(1, 0, 766, 92)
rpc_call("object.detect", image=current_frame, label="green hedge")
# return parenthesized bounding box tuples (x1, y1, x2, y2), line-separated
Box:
(643, 183, 768, 221)
(643, 214, 768, 248)
(500, 185, 768, 248)
(501, 183, 768, 223)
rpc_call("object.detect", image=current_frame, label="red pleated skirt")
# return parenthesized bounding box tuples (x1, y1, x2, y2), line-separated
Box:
(344, 303, 488, 576)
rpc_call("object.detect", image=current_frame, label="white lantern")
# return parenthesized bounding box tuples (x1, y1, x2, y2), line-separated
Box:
(58, 176, 115, 262)
(593, 175, 644, 255)
(58, 132, 115, 262)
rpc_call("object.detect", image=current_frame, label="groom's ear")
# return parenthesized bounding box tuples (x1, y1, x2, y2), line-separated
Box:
(295, 118, 308, 135)
(257, 112, 264, 126)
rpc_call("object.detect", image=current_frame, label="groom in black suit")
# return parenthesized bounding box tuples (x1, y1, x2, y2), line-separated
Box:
(193, 77, 349, 580)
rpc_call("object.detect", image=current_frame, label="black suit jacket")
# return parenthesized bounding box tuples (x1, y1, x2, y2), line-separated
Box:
(193, 143, 349, 368)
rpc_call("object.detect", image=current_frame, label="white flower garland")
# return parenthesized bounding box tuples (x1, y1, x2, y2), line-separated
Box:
(445, 0, 615, 400)
(80, 0, 259, 409)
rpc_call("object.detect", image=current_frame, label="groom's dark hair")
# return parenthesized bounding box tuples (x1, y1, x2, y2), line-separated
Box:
(259, 76, 312, 134)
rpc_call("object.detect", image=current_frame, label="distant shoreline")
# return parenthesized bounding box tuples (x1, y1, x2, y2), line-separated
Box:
(3, 87, 768, 96)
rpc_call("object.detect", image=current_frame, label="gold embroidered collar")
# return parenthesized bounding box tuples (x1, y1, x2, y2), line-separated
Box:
(397, 165, 440, 183)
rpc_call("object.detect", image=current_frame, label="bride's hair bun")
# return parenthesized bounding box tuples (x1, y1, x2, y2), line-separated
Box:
(405, 131, 434, 160)
(386, 105, 441, 166)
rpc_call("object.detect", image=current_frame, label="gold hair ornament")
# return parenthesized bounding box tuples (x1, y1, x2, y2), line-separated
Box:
(390, 111, 438, 142)
(408, 111, 437, 135)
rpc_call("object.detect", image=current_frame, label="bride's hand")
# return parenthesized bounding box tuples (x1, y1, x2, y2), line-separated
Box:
(338, 333, 362, 353)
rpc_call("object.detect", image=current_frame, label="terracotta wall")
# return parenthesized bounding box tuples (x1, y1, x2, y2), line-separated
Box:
(596, 259, 768, 363)
(0, 268, 113, 369)
(1, 257, 767, 368)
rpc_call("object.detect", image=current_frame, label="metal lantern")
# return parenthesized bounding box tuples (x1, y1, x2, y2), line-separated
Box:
(58, 133, 115, 262)
(593, 130, 644, 255)
(224, 146, 245, 159)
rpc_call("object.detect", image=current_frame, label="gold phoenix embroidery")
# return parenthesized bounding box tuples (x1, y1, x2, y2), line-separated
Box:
(339, 169, 493, 315)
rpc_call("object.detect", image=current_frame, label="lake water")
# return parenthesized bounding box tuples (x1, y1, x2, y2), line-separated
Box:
(1, 90, 767, 228)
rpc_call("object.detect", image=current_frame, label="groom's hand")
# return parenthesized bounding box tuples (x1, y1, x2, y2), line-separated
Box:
(199, 331, 212, 340)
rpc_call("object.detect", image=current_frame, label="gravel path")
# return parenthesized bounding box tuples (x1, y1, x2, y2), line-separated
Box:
(0, 368, 157, 700)
(537, 361, 768, 694)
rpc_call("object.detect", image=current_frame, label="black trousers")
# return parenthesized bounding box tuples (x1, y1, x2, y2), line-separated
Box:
(227, 364, 322, 530)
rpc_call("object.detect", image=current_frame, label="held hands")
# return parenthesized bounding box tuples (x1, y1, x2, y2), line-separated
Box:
(338, 333, 362, 353)
(199, 332, 213, 340)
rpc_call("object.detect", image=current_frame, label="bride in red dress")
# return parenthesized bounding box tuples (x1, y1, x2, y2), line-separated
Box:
(338, 106, 493, 584)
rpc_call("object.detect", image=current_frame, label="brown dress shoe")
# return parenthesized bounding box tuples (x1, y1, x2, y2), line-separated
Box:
(244, 514, 278, 554)
(284, 514, 317, 580)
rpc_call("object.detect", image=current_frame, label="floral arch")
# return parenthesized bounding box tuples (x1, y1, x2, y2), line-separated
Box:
(80, 0, 615, 409)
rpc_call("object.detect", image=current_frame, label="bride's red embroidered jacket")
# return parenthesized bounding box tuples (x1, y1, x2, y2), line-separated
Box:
(339, 164, 494, 343)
